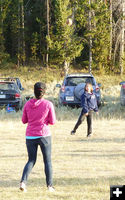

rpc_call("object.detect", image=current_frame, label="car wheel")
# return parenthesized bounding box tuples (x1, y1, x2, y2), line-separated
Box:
(120, 98, 125, 106)
(97, 101, 101, 107)
(57, 97, 62, 107)
(74, 83, 85, 100)
(15, 106, 20, 112)
(15, 101, 22, 112)
(120, 91, 125, 105)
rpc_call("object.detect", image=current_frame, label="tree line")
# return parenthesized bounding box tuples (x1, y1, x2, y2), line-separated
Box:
(0, 0, 125, 74)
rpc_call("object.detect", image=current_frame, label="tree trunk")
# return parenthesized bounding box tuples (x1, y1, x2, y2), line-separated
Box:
(89, 0, 92, 73)
(0, 0, 3, 32)
(0, 0, 5, 61)
(18, 0, 25, 67)
(120, 0, 125, 75)
(109, 0, 112, 60)
(21, 0, 25, 66)
(64, 60, 70, 75)
(18, 1, 21, 67)
(46, 0, 49, 67)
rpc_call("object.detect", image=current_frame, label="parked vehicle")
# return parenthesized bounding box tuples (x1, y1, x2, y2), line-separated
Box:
(0, 77, 24, 91)
(56, 73, 101, 107)
(120, 81, 125, 105)
(0, 80, 23, 111)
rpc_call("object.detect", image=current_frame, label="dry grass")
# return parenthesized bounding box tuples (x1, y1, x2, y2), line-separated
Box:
(0, 70, 125, 199)
(0, 116, 125, 200)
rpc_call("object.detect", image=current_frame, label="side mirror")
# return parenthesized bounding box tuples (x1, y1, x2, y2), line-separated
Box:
(21, 88, 24, 91)
(56, 84, 61, 88)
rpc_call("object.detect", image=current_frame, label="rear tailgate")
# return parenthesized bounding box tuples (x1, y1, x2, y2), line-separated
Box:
(0, 90, 16, 100)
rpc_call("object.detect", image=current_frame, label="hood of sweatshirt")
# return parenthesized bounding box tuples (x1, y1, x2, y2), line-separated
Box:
(28, 98, 44, 109)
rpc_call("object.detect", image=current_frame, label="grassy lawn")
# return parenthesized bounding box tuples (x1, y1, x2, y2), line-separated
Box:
(0, 68, 125, 199)
(0, 116, 125, 200)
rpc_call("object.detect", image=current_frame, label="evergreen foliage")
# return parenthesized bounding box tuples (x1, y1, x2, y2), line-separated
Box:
(0, 0, 10, 64)
(47, 0, 83, 69)
(75, 0, 110, 71)
(0, 0, 124, 74)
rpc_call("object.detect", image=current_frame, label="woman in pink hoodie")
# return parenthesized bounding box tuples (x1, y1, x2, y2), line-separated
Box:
(20, 82, 56, 192)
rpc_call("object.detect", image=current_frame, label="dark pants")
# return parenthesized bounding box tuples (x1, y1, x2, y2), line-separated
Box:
(73, 110, 93, 135)
(20, 136, 52, 187)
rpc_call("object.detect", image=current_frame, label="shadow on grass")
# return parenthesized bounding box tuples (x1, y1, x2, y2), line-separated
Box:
(67, 152, 125, 158)
(0, 176, 125, 188)
(72, 137, 125, 144)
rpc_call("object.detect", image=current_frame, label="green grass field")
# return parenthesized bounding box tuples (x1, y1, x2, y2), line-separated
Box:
(0, 67, 125, 199)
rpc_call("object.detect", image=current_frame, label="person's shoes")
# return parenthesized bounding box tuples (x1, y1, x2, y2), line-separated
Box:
(87, 133, 92, 137)
(19, 182, 27, 192)
(48, 186, 55, 192)
(71, 130, 76, 135)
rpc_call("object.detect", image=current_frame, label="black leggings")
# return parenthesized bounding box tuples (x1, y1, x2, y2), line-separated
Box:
(20, 136, 52, 187)
(73, 110, 93, 135)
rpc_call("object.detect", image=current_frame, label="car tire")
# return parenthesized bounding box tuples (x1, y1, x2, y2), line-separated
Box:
(15, 106, 20, 112)
(74, 83, 85, 100)
(58, 97, 64, 107)
(97, 101, 101, 107)
(120, 91, 125, 105)
(15, 101, 22, 112)
(120, 98, 125, 106)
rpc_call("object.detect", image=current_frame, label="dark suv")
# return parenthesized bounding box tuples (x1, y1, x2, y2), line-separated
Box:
(0, 79, 23, 111)
(56, 73, 101, 107)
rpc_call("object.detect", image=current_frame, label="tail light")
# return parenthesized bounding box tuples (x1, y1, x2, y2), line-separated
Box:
(15, 93, 21, 98)
(61, 85, 65, 92)
(95, 85, 100, 92)
(122, 84, 125, 89)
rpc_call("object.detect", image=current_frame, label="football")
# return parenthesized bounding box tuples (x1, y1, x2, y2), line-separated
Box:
(66, 18, 73, 26)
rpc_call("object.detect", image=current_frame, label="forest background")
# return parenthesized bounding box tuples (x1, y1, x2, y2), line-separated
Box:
(1, 1, 125, 199)
(0, 0, 125, 75)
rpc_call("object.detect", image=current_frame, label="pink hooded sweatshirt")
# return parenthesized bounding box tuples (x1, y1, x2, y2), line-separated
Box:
(22, 98, 56, 137)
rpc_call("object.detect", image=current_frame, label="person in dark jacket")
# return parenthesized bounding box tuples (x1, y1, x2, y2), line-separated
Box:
(71, 83, 98, 137)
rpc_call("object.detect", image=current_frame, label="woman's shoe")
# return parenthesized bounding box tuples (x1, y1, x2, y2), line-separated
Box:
(71, 130, 76, 135)
(19, 182, 27, 192)
(87, 133, 92, 137)
(48, 186, 55, 192)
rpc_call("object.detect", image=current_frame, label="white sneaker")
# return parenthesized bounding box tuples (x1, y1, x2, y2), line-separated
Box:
(20, 182, 27, 192)
(48, 186, 55, 192)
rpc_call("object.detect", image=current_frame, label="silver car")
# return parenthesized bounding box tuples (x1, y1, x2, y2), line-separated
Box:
(120, 81, 125, 105)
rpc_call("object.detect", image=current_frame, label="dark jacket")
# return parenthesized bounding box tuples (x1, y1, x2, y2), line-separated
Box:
(81, 91, 98, 114)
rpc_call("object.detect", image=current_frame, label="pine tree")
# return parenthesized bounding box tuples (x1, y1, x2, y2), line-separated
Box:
(0, 0, 10, 64)
(47, 0, 83, 74)
(24, 0, 47, 65)
(112, 0, 125, 74)
(75, 0, 110, 72)
(4, 0, 20, 63)
(91, 1, 110, 72)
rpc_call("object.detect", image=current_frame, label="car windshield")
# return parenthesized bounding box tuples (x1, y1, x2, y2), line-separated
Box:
(65, 77, 95, 86)
(0, 83, 18, 90)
